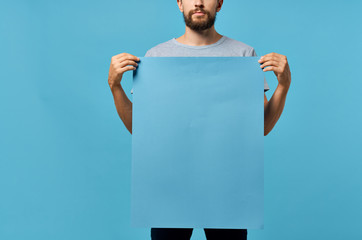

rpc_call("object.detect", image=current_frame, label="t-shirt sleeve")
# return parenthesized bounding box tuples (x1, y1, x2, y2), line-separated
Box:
(144, 49, 153, 57)
(250, 48, 270, 93)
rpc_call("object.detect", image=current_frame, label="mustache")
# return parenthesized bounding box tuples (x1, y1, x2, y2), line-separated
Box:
(191, 8, 208, 14)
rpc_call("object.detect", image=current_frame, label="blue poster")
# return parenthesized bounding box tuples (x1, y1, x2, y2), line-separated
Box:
(131, 57, 264, 229)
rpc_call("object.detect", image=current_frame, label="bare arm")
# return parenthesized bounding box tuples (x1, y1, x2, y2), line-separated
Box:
(110, 85, 133, 134)
(108, 53, 139, 135)
(259, 52, 291, 136)
(264, 85, 289, 135)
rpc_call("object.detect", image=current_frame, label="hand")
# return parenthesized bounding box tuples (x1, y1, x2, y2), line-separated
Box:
(258, 52, 291, 89)
(108, 53, 140, 91)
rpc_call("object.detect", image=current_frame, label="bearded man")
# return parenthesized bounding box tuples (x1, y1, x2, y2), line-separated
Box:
(108, 0, 291, 239)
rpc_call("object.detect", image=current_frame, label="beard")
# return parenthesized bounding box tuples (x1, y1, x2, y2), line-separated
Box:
(182, 7, 217, 31)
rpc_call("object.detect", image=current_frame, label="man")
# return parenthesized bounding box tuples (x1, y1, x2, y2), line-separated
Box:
(108, 0, 291, 239)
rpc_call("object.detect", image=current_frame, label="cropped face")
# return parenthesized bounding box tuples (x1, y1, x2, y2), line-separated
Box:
(177, 0, 223, 31)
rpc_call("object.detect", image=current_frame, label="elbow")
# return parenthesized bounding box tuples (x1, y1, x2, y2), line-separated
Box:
(264, 127, 272, 136)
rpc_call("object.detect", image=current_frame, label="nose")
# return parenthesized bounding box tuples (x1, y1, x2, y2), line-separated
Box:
(194, 0, 204, 8)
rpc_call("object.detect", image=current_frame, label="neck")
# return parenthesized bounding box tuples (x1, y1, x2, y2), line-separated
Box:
(176, 25, 223, 46)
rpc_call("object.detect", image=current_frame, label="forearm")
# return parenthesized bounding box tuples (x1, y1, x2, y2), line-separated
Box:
(110, 84, 133, 134)
(264, 84, 290, 135)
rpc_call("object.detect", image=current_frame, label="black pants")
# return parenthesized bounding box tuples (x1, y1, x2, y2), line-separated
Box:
(151, 228, 247, 240)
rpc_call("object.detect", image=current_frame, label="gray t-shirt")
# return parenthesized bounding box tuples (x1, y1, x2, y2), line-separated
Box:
(131, 35, 270, 94)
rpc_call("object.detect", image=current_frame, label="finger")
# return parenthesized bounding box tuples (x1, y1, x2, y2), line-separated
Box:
(118, 65, 137, 75)
(259, 52, 276, 60)
(119, 60, 138, 68)
(118, 56, 140, 64)
(113, 53, 140, 62)
(112, 53, 127, 59)
(112, 53, 128, 61)
(262, 66, 279, 72)
(260, 60, 279, 69)
(265, 52, 280, 58)
(258, 52, 285, 63)
(258, 55, 278, 63)
(123, 53, 140, 61)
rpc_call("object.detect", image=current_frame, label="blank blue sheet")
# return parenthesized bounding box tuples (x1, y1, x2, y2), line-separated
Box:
(131, 57, 264, 229)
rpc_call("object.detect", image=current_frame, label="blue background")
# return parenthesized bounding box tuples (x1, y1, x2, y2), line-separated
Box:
(0, 0, 361, 240)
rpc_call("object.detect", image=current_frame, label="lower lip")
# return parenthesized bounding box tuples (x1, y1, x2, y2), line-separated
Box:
(193, 13, 205, 16)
